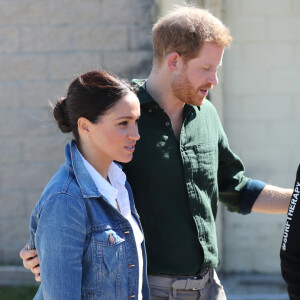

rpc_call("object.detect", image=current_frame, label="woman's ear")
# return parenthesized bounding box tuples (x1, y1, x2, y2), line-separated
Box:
(78, 117, 91, 138)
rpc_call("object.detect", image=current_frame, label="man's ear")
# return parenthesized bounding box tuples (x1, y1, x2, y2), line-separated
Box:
(78, 117, 91, 137)
(167, 52, 182, 71)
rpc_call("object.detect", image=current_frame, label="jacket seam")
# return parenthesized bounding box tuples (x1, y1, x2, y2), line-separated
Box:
(32, 191, 88, 227)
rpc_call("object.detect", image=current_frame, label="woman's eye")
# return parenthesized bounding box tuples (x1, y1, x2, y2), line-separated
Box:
(119, 121, 128, 126)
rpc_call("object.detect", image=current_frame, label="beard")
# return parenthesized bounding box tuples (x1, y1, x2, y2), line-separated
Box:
(171, 71, 212, 106)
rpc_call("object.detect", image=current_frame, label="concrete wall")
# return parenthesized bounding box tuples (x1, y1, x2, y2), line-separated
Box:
(2, 0, 299, 275)
(0, 0, 154, 264)
(221, 0, 300, 272)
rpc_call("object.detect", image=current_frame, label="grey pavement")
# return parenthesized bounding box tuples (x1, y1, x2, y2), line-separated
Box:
(220, 273, 289, 300)
(0, 267, 290, 299)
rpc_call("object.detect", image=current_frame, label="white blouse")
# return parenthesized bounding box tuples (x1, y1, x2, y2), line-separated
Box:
(79, 153, 144, 299)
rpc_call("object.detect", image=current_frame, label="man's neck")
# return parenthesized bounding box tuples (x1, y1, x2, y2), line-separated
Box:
(146, 70, 185, 139)
(146, 70, 185, 117)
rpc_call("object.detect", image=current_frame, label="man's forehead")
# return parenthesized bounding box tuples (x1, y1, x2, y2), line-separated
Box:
(192, 43, 224, 64)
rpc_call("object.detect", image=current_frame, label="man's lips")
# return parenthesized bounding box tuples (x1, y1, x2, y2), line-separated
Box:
(199, 85, 213, 96)
(199, 89, 208, 96)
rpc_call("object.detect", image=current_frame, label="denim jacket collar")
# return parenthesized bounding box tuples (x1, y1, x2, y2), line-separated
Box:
(65, 140, 102, 199)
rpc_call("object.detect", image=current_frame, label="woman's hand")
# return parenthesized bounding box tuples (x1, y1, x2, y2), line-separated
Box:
(19, 243, 41, 282)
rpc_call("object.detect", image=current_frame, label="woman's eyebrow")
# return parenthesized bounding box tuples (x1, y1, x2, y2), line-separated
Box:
(115, 116, 135, 120)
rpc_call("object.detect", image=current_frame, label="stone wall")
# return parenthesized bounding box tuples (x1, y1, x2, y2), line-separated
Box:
(0, 0, 154, 264)
(2, 0, 300, 275)
(222, 0, 300, 272)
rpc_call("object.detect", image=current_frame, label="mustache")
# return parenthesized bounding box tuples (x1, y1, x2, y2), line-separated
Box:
(198, 84, 213, 90)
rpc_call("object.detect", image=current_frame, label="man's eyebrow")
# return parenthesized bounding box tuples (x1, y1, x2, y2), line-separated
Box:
(201, 62, 222, 67)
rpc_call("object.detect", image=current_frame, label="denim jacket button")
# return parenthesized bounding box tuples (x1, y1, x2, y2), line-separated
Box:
(108, 233, 115, 244)
(129, 295, 136, 298)
(128, 264, 136, 268)
(123, 230, 130, 234)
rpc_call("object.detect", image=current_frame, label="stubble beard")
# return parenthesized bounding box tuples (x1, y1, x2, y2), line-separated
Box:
(171, 73, 211, 106)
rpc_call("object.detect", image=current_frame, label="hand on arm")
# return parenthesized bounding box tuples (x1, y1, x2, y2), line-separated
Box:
(252, 184, 293, 214)
(19, 244, 40, 281)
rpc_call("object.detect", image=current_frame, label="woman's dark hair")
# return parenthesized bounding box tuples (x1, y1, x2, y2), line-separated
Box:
(53, 70, 136, 144)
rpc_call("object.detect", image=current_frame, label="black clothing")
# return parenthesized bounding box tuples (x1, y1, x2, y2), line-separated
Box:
(280, 164, 300, 300)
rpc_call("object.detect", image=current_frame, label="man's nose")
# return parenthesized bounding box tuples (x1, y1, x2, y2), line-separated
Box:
(208, 71, 218, 86)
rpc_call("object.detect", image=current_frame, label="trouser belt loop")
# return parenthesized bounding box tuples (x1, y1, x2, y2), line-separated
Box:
(209, 269, 213, 283)
(172, 287, 177, 298)
(185, 278, 194, 290)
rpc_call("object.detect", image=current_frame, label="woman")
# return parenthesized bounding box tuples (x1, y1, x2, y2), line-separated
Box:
(24, 70, 149, 299)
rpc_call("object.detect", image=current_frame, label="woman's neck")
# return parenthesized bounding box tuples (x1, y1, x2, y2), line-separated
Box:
(78, 142, 111, 181)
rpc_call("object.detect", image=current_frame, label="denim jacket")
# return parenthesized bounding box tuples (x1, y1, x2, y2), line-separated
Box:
(28, 140, 150, 300)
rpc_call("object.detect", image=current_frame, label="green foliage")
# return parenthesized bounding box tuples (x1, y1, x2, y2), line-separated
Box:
(0, 285, 39, 300)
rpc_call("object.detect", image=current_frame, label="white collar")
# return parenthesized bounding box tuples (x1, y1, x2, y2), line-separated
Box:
(78, 151, 126, 210)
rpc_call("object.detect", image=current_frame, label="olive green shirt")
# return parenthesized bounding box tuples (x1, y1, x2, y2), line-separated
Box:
(123, 79, 265, 275)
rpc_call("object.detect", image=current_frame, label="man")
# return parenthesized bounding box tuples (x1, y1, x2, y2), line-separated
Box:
(280, 164, 300, 300)
(21, 5, 292, 300)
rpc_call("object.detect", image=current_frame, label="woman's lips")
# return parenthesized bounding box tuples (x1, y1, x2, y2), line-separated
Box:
(124, 145, 135, 152)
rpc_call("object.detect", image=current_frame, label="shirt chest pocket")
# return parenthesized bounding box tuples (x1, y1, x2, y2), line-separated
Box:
(92, 229, 126, 276)
(184, 143, 218, 183)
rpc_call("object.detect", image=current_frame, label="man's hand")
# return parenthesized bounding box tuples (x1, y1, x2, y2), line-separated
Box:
(19, 244, 41, 282)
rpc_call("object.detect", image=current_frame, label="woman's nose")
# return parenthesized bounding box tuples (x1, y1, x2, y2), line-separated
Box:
(129, 126, 140, 141)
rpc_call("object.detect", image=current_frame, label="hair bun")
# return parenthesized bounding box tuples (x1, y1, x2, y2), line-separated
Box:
(53, 97, 72, 133)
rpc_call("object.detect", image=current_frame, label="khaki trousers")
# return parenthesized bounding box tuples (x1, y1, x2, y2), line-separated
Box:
(149, 269, 227, 300)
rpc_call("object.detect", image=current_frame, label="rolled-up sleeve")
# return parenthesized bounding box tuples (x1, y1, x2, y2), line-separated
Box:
(217, 119, 266, 214)
(239, 179, 266, 214)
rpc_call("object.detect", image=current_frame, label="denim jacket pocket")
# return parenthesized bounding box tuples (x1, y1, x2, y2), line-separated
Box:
(92, 229, 127, 299)
(92, 229, 126, 275)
